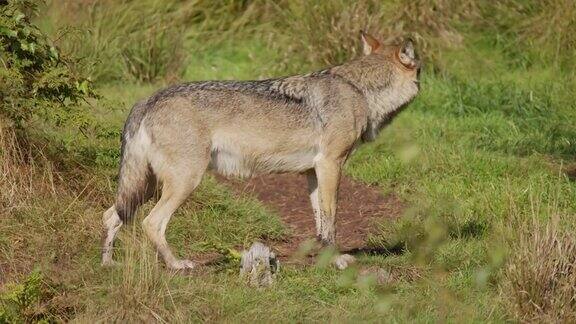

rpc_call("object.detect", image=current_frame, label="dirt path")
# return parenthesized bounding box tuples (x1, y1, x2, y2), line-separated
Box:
(219, 173, 403, 257)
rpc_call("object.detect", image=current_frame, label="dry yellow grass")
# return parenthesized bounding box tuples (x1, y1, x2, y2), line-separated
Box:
(504, 217, 576, 322)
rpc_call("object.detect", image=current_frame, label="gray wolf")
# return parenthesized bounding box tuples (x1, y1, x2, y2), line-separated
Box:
(101, 32, 421, 270)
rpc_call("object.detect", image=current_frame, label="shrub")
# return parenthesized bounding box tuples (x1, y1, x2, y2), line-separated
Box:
(0, 0, 95, 132)
(0, 270, 54, 323)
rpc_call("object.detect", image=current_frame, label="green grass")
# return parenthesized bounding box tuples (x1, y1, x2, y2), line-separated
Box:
(2, 1, 576, 322)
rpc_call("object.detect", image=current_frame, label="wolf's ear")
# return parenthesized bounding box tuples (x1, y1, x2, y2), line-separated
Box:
(360, 30, 380, 55)
(398, 39, 417, 69)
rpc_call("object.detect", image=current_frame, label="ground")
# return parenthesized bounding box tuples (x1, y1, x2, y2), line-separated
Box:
(220, 173, 403, 258)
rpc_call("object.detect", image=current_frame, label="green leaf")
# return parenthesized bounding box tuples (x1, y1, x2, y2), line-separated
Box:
(21, 26, 31, 37)
(0, 27, 18, 37)
(77, 80, 89, 95)
(49, 46, 59, 60)
(13, 12, 25, 23)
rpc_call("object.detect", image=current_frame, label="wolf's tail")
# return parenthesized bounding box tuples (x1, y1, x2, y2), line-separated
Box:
(115, 101, 154, 223)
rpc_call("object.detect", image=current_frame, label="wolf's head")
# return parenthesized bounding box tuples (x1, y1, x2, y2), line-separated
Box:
(335, 32, 421, 139)
(360, 31, 420, 113)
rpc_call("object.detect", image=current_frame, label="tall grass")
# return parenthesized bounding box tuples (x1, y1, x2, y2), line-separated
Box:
(514, 0, 576, 68)
(42, 0, 576, 80)
(0, 126, 57, 212)
(45, 0, 191, 83)
(83, 233, 186, 322)
(273, 0, 388, 72)
(44, 0, 284, 83)
(503, 216, 576, 322)
(273, 0, 575, 72)
(265, 0, 488, 72)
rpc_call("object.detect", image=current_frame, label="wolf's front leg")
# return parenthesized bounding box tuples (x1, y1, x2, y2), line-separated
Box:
(312, 158, 356, 269)
(314, 158, 339, 245)
(306, 169, 323, 240)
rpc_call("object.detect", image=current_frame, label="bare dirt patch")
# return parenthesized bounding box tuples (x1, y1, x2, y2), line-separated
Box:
(218, 173, 404, 258)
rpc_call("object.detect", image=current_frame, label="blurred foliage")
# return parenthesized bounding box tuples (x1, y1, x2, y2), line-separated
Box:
(277, 0, 576, 72)
(483, 0, 576, 69)
(272, 0, 387, 73)
(42, 0, 576, 80)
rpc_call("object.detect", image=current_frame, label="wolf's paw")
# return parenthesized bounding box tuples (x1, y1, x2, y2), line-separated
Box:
(333, 254, 356, 270)
(168, 259, 196, 271)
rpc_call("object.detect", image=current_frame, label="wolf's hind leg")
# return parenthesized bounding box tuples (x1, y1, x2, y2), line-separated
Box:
(142, 164, 206, 271)
(102, 206, 123, 266)
(102, 176, 157, 267)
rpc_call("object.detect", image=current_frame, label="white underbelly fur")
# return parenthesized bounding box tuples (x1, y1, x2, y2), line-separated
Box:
(209, 134, 317, 178)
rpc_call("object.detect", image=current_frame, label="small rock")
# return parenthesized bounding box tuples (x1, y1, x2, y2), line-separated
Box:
(333, 254, 356, 270)
(240, 242, 280, 287)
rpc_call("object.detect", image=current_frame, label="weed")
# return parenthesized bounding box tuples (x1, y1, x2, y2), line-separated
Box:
(0, 270, 58, 322)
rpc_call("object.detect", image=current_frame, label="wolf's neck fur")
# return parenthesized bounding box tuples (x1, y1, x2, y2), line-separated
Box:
(330, 58, 408, 141)
(268, 60, 410, 141)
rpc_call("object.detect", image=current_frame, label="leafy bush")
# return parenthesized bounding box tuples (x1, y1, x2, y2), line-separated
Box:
(0, 0, 95, 131)
(0, 270, 54, 323)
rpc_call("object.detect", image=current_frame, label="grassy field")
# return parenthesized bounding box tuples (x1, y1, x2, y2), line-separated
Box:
(1, 0, 575, 322)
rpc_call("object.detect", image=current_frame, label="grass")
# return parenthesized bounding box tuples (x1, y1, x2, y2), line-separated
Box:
(503, 216, 576, 323)
(42, 0, 192, 83)
(2, 0, 576, 322)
